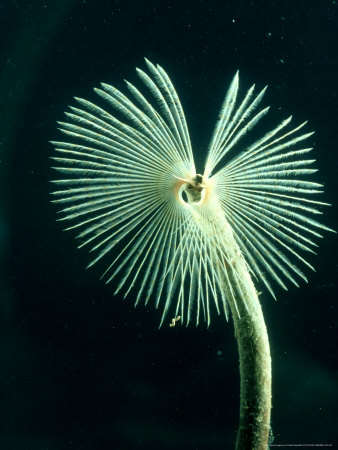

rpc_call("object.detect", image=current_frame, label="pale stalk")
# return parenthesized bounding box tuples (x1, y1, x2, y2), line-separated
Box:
(224, 242, 272, 449)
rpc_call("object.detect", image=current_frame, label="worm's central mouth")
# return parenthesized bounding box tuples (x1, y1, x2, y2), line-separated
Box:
(175, 174, 209, 206)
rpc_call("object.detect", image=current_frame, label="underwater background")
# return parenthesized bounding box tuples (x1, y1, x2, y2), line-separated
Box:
(1, 0, 337, 449)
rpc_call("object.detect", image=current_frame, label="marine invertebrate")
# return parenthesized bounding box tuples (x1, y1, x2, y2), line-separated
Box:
(51, 60, 332, 449)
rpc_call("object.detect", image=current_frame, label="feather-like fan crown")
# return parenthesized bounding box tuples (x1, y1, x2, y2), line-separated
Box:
(51, 59, 332, 326)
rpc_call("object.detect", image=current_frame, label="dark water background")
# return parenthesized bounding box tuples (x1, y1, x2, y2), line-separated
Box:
(1, 1, 337, 449)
